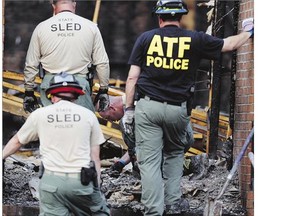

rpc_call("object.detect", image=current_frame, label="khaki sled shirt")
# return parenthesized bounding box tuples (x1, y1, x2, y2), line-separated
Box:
(24, 11, 110, 91)
(17, 100, 105, 172)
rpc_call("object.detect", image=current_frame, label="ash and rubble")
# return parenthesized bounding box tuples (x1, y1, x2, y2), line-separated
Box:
(3, 149, 246, 215)
(101, 155, 246, 215)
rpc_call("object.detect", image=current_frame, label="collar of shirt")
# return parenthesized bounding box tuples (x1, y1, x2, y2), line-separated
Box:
(163, 24, 179, 28)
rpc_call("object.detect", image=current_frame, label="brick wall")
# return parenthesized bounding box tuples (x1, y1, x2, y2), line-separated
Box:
(234, 0, 254, 216)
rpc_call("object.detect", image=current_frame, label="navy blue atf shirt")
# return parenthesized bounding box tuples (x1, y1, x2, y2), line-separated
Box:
(128, 25, 224, 103)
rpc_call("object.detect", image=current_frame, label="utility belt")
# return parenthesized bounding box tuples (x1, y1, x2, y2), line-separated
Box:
(38, 63, 92, 81)
(138, 94, 187, 107)
(45, 71, 87, 78)
(41, 161, 98, 187)
(80, 161, 98, 187)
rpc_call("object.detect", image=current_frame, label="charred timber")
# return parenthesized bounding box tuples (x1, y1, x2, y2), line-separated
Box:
(208, 0, 226, 159)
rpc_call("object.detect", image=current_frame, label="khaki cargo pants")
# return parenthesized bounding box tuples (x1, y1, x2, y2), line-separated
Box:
(39, 172, 110, 216)
(135, 97, 190, 216)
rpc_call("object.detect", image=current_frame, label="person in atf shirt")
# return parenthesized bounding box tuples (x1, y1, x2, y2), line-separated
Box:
(122, 0, 254, 215)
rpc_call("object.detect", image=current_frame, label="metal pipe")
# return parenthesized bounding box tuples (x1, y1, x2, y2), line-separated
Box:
(248, 152, 254, 167)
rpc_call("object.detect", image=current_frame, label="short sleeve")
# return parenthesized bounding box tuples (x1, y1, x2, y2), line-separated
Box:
(128, 33, 145, 66)
(17, 112, 39, 145)
(195, 32, 224, 60)
(90, 116, 106, 146)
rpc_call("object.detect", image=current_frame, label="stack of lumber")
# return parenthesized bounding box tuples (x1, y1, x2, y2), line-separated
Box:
(190, 107, 232, 141)
(2, 71, 232, 156)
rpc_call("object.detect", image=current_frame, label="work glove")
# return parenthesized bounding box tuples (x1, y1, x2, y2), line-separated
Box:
(23, 90, 40, 113)
(94, 86, 109, 112)
(242, 17, 254, 38)
(119, 119, 136, 149)
(110, 160, 126, 173)
(122, 107, 135, 135)
(132, 161, 141, 179)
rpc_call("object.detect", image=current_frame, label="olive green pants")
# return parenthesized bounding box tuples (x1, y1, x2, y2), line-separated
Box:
(39, 172, 110, 216)
(40, 73, 95, 112)
(135, 97, 190, 216)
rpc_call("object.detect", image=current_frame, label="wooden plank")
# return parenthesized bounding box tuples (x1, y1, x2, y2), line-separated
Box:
(191, 108, 229, 124)
(3, 71, 126, 91)
(100, 125, 127, 149)
(92, 0, 101, 23)
(3, 71, 233, 155)
(2, 97, 29, 119)
(93, 83, 124, 96)
(193, 133, 203, 139)
(3, 70, 42, 84)
(184, 152, 196, 157)
(3, 92, 24, 103)
(3, 81, 40, 97)
(94, 79, 126, 86)
(186, 147, 205, 156)
(190, 107, 232, 144)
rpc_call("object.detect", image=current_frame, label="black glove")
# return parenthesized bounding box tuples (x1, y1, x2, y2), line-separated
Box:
(110, 160, 126, 173)
(23, 90, 40, 113)
(94, 86, 109, 112)
(119, 119, 136, 150)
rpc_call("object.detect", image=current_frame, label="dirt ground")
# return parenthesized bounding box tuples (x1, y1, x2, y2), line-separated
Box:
(3, 151, 246, 216)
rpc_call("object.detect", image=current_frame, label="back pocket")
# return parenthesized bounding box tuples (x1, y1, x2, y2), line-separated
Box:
(40, 183, 58, 204)
(72, 186, 93, 196)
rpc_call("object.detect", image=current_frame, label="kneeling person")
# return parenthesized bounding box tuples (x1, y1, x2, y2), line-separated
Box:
(3, 72, 110, 216)
(97, 95, 194, 175)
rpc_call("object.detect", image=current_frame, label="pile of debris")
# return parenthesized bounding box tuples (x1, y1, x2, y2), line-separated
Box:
(101, 155, 246, 215)
(3, 151, 246, 216)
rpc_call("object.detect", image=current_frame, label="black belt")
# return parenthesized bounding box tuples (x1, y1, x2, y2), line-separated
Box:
(139, 95, 186, 106)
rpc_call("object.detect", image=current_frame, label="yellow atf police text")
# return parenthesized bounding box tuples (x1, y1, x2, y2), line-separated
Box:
(147, 35, 191, 70)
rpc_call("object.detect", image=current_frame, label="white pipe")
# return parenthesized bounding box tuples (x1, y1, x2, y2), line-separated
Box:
(248, 152, 254, 167)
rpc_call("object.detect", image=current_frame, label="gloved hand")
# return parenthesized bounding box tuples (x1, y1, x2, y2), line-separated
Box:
(120, 119, 136, 149)
(23, 90, 40, 113)
(242, 18, 254, 38)
(122, 107, 135, 135)
(94, 86, 109, 112)
(110, 160, 126, 173)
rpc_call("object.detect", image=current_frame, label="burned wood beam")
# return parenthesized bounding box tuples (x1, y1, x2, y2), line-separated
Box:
(3, 70, 42, 84)
(3, 82, 40, 97)
(208, 0, 226, 159)
(229, 0, 240, 131)
(227, 0, 240, 170)
(2, 95, 29, 119)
